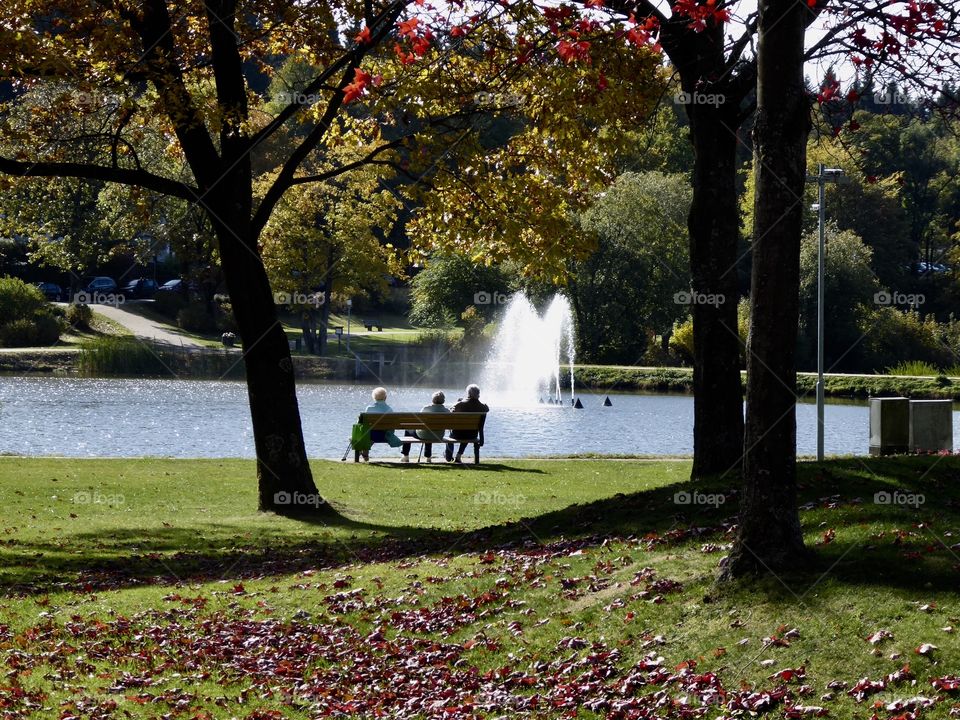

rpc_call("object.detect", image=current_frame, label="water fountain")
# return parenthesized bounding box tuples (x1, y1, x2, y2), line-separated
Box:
(479, 293, 576, 406)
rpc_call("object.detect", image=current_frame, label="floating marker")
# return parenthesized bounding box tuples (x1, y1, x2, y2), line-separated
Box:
(603, 396, 612, 407)
(573, 398, 584, 409)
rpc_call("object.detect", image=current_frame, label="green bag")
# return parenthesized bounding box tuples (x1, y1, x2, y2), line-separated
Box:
(350, 422, 372, 451)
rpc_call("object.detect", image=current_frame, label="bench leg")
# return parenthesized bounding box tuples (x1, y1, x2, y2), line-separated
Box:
(474, 444, 480, 464)
(354, 449, 360, 462)
(417, 444, 424, 463)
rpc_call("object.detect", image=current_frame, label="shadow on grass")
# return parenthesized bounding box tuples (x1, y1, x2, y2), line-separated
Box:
(362, 462, 546, 474)
(3, 456, 958, 596)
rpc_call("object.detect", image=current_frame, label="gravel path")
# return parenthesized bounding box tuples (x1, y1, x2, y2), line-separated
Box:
(90, 302, 207, 348)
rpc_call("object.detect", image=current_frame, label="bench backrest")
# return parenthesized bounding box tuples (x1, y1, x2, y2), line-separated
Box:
(358, 411, 486, 434)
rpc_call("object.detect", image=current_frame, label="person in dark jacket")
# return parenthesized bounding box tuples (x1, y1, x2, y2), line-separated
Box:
(445, 384, 489, 463)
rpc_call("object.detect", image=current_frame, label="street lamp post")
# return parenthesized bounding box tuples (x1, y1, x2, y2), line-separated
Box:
(345, 298, 353, 352)
(805, 163, 845, 462)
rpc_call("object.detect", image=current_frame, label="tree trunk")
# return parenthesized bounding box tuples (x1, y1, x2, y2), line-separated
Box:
(300, 309, 318, 355)
(687, 104, 746, 479)
(208, 186, 329, 515)
(723, 0, 812, 577)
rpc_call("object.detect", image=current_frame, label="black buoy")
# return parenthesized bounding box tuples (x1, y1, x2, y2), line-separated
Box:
(603, 396, 612, 407)
(573, 397, 584, 409)
(538, 396, 544, 404)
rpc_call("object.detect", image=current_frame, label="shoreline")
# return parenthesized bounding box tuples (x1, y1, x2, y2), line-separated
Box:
(1, 347, 959, 400)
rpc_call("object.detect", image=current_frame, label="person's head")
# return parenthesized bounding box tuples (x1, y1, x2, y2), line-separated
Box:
(372, 387, 387, 402)
(466, 384, 480, 400)
(432, 391, 445, 405)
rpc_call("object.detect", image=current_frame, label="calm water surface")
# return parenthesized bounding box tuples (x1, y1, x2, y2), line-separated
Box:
(1, 376, 957, 459)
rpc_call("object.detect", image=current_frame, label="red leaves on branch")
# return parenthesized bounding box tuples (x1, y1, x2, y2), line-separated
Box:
(557, 38, 592, 64)
(355, 26, 372, 45)
(672, 0, 730, 32)
(343, 69, 373, 104)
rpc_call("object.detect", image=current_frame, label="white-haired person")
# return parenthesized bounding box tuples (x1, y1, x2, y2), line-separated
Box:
(400, 391, 450, 463)
(445, 384, 489, 463)
(361, 387, 400, 461)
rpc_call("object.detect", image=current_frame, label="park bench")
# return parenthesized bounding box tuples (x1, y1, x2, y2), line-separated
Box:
(354, 412, 487, 464)
(364, 320, 383, 331)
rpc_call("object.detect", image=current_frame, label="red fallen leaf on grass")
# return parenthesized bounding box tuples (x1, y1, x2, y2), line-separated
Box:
(849, 677, 886, 701)
(932, 676, 960, 691)
(867, 630, 894, 645)
(819, 528, 836, 544)
(769, 666, 807, 683)
(885, 696, 937, 712)
(916, 643, 938, 656)
(557, 636, 588, 650)
(231, 583, 245, 595)
(763, 634, 791, 648)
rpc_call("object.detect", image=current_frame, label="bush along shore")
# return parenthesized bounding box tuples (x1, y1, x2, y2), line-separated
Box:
(564, 366, 960, 400)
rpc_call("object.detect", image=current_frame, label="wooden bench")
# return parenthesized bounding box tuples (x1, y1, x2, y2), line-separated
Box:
(355, 412, 487, 464)
(363, 321, 383, 331)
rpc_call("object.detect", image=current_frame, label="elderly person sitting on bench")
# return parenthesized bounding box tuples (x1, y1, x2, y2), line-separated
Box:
(400, 391, 450, 463)
(361, 387, 400, 461)
(445, 384, 489, 464)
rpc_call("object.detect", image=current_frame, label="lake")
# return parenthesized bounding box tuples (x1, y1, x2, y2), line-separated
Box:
(1, 377, 957, 459)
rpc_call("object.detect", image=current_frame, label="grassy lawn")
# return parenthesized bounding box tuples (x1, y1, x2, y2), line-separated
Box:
(54, 309, 133, 348)
(2, 456, 960, 718)
(280, 312, 460, 357)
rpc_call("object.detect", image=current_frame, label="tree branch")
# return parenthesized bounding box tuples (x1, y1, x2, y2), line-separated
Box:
(0, 156, 198, 200)
(286, 140, 405, 186)
(246, 0, 409, 151)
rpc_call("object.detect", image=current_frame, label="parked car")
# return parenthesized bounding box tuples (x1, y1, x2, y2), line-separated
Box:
(83, 276, 118, 295)
(35, 282, 64, 301)
(122, 278, 158, 298)
(159, 278, 185, 293)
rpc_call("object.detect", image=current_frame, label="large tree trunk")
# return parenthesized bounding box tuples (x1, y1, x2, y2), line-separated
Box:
(208, 187, 328, 515)
(687, 105, 746, 479)
(723, 0, 812, 577)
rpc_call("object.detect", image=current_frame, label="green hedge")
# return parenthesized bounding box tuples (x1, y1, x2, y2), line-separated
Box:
(0, 277, 64, 347)
(564, 365, 960, 400)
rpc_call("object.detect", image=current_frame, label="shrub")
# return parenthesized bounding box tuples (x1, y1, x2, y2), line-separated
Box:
(858, 307, 948, 372)
(215, 300, 239, 334)
(30, 313, 63, 345)
(65, 303, 94, 329)
(79, 336, 168, 376)
(154, 289, 187, 318)
(413, 328, 459, 353)
(0, 276, 45, 320)
(177, 302, 217, 333)
(0, 318, 40, 347)
(887, 360, 941, 377)
(669, 316, 694, 364)
(0, 277, 63, 347)
(0, 313, 63, 347)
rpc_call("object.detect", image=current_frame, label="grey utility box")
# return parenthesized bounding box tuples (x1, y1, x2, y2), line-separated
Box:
(909, 400, 953, 453)
(869, 397, 909, 456)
